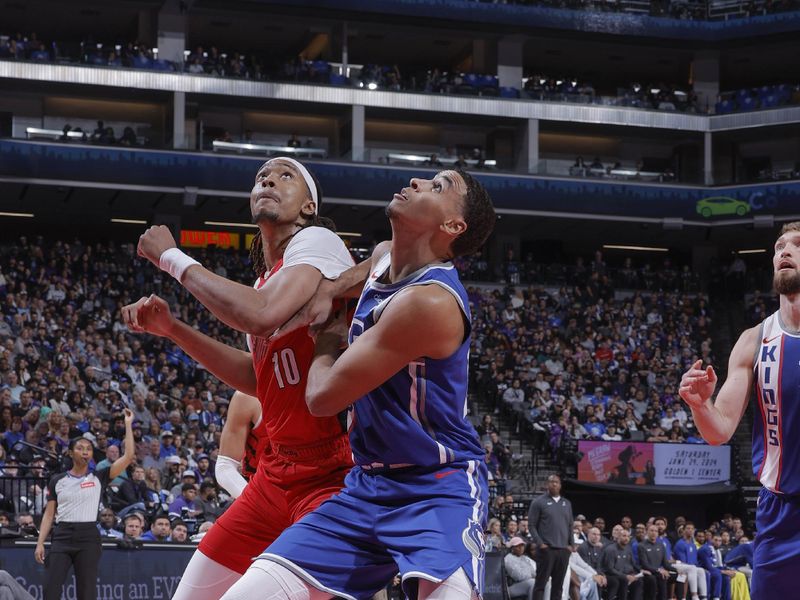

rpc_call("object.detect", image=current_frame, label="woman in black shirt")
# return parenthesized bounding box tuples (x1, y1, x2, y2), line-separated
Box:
(35, 409, 135, 600)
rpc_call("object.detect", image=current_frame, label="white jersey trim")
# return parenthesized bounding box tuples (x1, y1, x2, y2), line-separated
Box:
(368, 254, 455, 293)
(756, 312, 783, 492)
(465, 460, 486, 596)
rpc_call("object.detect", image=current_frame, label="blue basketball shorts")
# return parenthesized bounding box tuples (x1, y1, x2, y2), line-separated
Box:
(256, 460, 489, 600)
(752, 487, 800, 599)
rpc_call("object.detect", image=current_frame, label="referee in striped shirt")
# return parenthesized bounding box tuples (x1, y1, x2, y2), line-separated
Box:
(35, 409, 135, 600)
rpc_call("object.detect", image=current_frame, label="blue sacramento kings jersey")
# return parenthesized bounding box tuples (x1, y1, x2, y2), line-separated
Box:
(753, 311, 800, 495)
(346, 253, 484, 469)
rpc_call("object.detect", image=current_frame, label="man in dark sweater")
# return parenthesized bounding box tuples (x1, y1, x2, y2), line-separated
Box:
(638, 524, 672, 600)
(601, 529, 643, 600)
(116, 464, 150, 511)
(578, 527, 604, 571)
(527, 474, 573, 600)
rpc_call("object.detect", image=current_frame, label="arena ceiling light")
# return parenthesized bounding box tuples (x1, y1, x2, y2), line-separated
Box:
(737, 249, 767, 254)
(111, 218, 147, 224)
(204, 220, 361, 238)
(0, 211, 34, 218)
(602, 244, 669, 252)
(204, 220, 257, 228)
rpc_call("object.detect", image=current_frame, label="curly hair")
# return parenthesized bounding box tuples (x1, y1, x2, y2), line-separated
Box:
(449, 170, 496, 258)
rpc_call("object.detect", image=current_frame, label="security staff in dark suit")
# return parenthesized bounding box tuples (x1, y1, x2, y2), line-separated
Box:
(527, 474, 573, 600)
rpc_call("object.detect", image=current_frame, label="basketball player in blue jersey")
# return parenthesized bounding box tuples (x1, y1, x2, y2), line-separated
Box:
(679, 221, 800, 599)
(219, 169, 495, 600)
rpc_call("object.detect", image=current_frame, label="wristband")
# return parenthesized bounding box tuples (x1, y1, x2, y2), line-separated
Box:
(159, 247, 201, 283)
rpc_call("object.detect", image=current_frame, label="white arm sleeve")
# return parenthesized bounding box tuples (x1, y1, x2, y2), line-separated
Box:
(215, 455, 248, 498)
(282, 226, 354, 279)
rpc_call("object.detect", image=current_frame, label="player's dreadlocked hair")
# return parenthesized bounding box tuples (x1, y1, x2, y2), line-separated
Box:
(248, 167, 336, 278)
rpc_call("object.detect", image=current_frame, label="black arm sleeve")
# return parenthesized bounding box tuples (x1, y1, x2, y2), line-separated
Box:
(46, 472, 65, 504)
(95, 467, 112, 488)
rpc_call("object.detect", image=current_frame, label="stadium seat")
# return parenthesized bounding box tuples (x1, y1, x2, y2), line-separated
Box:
(463, 73, 480, 88)
(715, 99, 735, 114)
(738, 96, 758, 111)
(480, 75, 499, 88)
(500, 87, 520, 99)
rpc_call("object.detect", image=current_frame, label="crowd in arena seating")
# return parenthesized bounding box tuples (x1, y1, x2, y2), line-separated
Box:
(469, 0, 800, 21)
(54, 121, 141, 147)
(460, 250, 713, 465)
(484, 507, 753, 600)
(0, 235, 722, 563)
(524, 77, 702, 114)
(6, 31, 795, 117)
(0, 236, 252, 541)
(568, 156, 677, 182)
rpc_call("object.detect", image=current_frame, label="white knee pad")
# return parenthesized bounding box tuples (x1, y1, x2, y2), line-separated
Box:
(220, 560, 330, 600)
(417, 568, 477, 600)
(171, 550, 241, 600)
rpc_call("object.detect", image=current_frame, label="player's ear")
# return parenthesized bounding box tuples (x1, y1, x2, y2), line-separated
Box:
(301, 197, 317, 219)
(442, 217, 466, 238)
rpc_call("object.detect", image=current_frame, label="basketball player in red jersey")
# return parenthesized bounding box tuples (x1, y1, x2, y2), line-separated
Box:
(215, 391, 266, 498)
(121, 157, 354, 599)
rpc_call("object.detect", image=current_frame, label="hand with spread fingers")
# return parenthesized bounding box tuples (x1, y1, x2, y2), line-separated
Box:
(120, 294, 176, 338)
(679, 359, 718, 409)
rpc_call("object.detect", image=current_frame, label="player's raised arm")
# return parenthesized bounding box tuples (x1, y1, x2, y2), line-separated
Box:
(121, 294, 257, 396)
(305, 284, 464, 417)
(137, 225, 324, 338)
(679, 325, 759, 445)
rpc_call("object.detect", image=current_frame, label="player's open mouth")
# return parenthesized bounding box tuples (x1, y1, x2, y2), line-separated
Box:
(778, 260, 794, 270)
(393, 193, 407, 202)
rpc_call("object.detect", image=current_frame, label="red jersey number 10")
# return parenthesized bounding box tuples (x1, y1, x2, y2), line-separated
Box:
(272, 348, 301, 388)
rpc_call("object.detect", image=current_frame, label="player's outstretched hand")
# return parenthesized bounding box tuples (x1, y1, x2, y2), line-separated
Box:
(679, 359, 717, 409)
(137, 225, 177, 269)
(121, 294, 175, 338)
(273, 282, 335, 340)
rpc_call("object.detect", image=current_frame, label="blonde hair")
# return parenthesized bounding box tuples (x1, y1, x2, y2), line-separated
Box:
(779, 221, 800, 236)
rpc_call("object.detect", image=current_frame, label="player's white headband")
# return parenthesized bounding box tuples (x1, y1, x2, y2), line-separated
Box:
(269, 157, 318, 214)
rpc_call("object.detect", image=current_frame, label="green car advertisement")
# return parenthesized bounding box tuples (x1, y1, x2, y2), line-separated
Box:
(696, 196, 751, 218)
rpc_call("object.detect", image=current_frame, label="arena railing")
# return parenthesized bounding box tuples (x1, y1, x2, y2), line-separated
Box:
(211, 140, 326, 158)
(0, 476, 49, 516)
(386, 153, 497, 168)
(26, 127, 149, 146)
